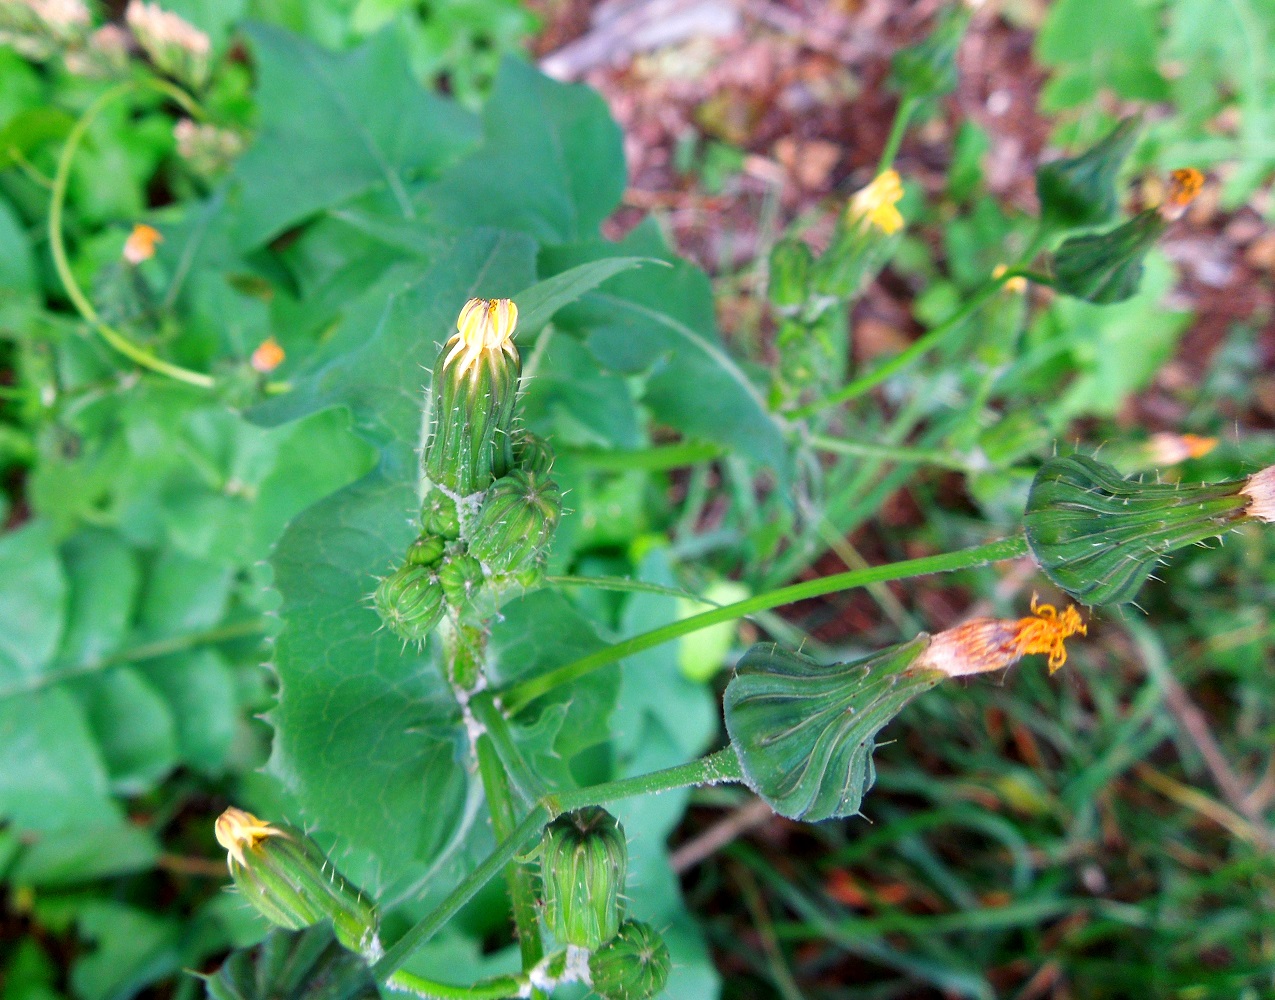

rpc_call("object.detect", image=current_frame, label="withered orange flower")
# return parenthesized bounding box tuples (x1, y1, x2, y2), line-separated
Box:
(918, 595, 1087, 678)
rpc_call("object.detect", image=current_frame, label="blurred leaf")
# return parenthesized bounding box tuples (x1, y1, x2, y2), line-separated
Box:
(0, 107, 74, 170)
(0, 196, 36, 295)
(139, 651, 239, 776)
(420, 57, 625, 243)
(72, 669, 178, 795)
(542, 220, 789, 476)
(1037, 0, 1168, 107)
(71, 902, 182, 1000)
(0, 521, 65, 681)
(203, 925, 379, 1000)
(232, 23, 480, 248)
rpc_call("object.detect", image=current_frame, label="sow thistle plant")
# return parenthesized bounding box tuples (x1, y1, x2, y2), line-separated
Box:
(212, 291, 1275, 997)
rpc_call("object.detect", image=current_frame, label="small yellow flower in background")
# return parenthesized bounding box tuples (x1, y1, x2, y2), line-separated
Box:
(848, 169, 905, 235)
(1146, 432, 1217, 466)
(992, 263, 1027, 294)
(444, 297, 519, 378)
(918, 594, 1087, 677)
(122, 223, 162, 264)
(251, 336, 285, 373)
(214, 806, 287, 871)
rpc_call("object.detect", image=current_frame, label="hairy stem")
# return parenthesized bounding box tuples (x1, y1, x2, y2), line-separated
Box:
(500, 536, 1030, 714)
(386, 970, 525, 1000)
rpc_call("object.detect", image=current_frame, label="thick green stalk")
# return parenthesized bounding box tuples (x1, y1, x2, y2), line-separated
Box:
(386, 971, 524, 1000)
(500, 536, 1030, 714)
(374, 747, 748, 979)
(474, 735, 545, 974)
(877, 95, 919, 174)
(372, 806, 549, 979)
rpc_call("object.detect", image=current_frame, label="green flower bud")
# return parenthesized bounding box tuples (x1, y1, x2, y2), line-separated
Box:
(724, 638, 941, 821)
(373, 565, 445, 642)
(438, 552, 485, 611)
(214, 808, 379, 958)
(423, 298, 522, 495)
(1051, 210, 1164, 304)
(588, 920, 670, 1000)
(405, 534, 446, 567)
(469, 470, 562, 574)
(513, 431, 556, 477)
(421, 486, 461, 540)
(539, 807, 627, 950)
(1036, 117, 1139, 232)
(1024, 454, 1258, 606)
(768, 239, 814, 313)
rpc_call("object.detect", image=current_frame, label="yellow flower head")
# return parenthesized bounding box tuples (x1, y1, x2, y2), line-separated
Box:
(919, 595, 1087, 678)
(443, 298, 519, 379)
(848, 170, 905, 235)
(1166, 168, 1204, 208)
(214, 806, 287, 871)
(122, 223, 162, 264)
(250, 336, 285, 374)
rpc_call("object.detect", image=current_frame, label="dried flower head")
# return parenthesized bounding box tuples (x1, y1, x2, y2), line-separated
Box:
(214, 806, 287, 870)
(1158, 167, 1204, 221)
(1241, 466, 1275, 524)
(918, 595, 1087, 678)
(126, 1, 210, 87)
(122, 223, 162, 264)
(848, 169, 905, 235)
(250, 336, 285, 374)
(1146, 432, 1217, 466)
(443, 297, 519, 379)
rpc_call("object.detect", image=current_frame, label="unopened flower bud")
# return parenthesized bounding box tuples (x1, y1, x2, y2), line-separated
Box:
(469, 470, 562, 574)
(539, 808, 627, 950)
(1025, 454, 1258, 605)
(437, 552, 484, 612)
(214, 808, 379, 957)
(1050, 210, 1164, 304)
(126, 1, 211, 89)
(1035, 117, 1139, 231)
(768, 239, 814, 313)
(405, 534, 447, 568)
(421, 486, 461, 540)
(373, 564, 445, 642)
(889, 3, 970, 102)
(513, 431, 555, 477)
(423, 298, 521, 496)
(588, 920, 670, 1000)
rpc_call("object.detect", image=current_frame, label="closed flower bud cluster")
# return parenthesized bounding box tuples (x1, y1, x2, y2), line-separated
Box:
(588, 920, 671, 1000)
(373, 300, 562, 652)
(125, 0, 210, 89)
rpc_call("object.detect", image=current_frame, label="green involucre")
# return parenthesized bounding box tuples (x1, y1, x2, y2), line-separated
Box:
(469, 469, 563, 574)
(1024, 454, 1250, 606)
(724, 638, 942, 822)
(588, 920, 671, 1000)
(539, 807, 627, 950)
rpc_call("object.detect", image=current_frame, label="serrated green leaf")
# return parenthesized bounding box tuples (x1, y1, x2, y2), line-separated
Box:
(232, 23, 480, 248)
(420, 57, 625, 242)
(541, 220, 789, 475)
(267, 459, 469, 870)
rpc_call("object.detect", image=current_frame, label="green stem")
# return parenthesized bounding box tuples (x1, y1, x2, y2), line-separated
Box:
(500, 536, 1029, 714)
(372, 806, 550, 980)
(385, 971, 525, 1000)
(807, 432, 977, 472)
(548, 746, 744, 814)
(790, 275, 1007, 419)
(474, 734, 545, 973)
(470, 691, 547, 804)
(49, 80, 214, 388)
(562, 441, 724, 472)
(878, 96, 919, 174)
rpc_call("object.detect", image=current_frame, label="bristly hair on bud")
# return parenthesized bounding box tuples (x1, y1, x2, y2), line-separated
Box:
(848, 170, 905, 235)
(444, 298, 518, 379)
(917, 595, 1087, 677)
(215, 806, 288, 870)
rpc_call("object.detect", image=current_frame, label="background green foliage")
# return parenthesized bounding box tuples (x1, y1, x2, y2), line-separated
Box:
(0, 0, 1273, 997)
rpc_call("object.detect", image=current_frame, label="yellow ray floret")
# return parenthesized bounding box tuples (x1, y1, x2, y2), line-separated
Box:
(443, 298, 519, 379)
(214, 806, 288, 870)
(848, 170, 905, 235)
(919, 595, 1087, 677)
